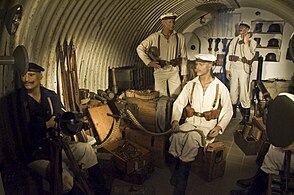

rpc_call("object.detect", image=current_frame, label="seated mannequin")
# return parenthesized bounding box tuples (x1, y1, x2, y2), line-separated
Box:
(230, 93, 294, 195)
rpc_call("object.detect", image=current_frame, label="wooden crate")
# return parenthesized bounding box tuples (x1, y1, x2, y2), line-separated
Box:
(234, 130, 263, 155)
(199, 142, 227, 182)
(112, 163, 154, 185)
(111, 184, 155, 195)
(103, 139, 152, 174)
(88, 104, 115, 142)
(124, 127, 167, 168)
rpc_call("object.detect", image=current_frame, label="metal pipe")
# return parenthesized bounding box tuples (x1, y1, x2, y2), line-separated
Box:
(257, 56, 263, 81)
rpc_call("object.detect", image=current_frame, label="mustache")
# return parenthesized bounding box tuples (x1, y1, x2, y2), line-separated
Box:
(23, 81, 34, 84)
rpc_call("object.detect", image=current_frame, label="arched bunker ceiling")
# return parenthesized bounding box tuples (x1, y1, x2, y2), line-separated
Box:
(0, 0, 294, 92)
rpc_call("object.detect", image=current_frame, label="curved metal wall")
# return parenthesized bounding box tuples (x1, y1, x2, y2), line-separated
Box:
(0, 0, 293, 94)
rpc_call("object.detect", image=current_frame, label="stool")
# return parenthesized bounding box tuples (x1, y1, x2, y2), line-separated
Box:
(267, 150, 294, 195)
(191, 141, 227, 182)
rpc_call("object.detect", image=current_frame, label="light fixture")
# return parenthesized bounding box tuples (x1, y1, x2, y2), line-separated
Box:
(5, 4, 23, 35)
(200, 16, 206, 24)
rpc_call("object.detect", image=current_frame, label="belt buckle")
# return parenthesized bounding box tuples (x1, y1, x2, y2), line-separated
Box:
(195, 112, 202, 117)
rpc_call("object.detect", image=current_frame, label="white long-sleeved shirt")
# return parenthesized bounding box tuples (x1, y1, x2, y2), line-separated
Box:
(226, 35, 257, 71)
(172, 76, 233, 135)
(136, 30, 187, 75)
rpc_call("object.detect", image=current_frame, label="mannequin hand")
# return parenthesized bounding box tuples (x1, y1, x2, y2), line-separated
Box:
(207, 126, 222, 139)
(226, 70, 231, 80)
(172, 120, 180, 132)
(46, 116, 57, 129)
(181, 75, 188, 87)
(148, 61, 161, 68)
(243, 33, 250, 44)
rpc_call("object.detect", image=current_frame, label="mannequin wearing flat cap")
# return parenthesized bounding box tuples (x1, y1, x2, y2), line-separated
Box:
(225, 21, 257, 124)
(169, 53, 233, 194)
(15, 63, 108, 194)
(230, 93, 294, 195)
(28, 62, 45, 72)
(137, 12, 188, 97)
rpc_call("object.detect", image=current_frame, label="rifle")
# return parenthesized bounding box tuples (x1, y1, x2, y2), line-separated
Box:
(64, 40, 76, 111)
(70, 41, 81, 112)
(57, 40, 70, 111)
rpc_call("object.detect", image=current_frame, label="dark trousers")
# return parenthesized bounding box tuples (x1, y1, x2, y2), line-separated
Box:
(171, 159, 191, 195)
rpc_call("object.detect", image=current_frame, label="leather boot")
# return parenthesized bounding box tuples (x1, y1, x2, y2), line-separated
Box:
(240, 108, 250, 125)
(239, 104, 245, 117)
(173, 161, 191, 195)
(236, 176, 254, 188)
(87, 164, 109, 195)
(232, 104, 237, 118)
(230, 169, 268, 195)
(66, 183, 86, 195)
(247, 169, 268, 195)
(170, 158, 180, 186)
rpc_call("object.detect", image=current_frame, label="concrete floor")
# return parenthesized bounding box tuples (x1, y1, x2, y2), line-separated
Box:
(110, 111, 260, 195)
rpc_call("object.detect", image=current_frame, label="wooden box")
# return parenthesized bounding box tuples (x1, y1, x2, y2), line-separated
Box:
(111, 184, 155, 195)
(103, 139, 152, 174)
(124, 127, 167, 168)
(199, 142, 227, 182)
(112, 163, 154, 185)
(234, 130, 263, 155)
(88, 104, 115, 142)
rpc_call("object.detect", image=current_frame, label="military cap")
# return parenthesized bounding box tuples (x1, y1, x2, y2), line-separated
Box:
(239, 21, 251, 29)
(266, 93, 294, 147)
(195, 54, 217, 62)
(160, 12, 178, 20)
(28, 62, 45, 72)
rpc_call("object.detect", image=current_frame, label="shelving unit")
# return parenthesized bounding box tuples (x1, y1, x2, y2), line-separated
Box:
(251, 20, 285, 62)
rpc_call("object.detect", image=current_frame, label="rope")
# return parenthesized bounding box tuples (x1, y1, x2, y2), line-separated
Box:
(93, 119, 121, 149)
(126, 109, 172, 136)
(125, 108, 207, 145)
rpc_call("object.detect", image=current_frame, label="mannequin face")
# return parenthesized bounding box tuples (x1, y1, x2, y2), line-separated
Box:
(195, 61, 212, 77)
(239, 25, 250, 36)
(162, 19, 175, 31)
(21, 71, 42, 91)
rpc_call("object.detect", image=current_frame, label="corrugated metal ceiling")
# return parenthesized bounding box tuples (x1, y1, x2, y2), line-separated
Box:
(0, 0, 293, 92)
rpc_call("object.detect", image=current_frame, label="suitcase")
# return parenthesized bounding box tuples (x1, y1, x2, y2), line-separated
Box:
(108, 66, 154, 92)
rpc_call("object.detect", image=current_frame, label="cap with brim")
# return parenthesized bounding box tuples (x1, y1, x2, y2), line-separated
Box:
(28, 63, 45, 72)
(239, 21, 251, 29)
(160, 12, 178, 20)
(195, 54, 216, 62)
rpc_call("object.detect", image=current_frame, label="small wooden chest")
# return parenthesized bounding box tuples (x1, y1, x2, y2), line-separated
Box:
(124, 127, 168, 168)
(103, 139, 152, 174)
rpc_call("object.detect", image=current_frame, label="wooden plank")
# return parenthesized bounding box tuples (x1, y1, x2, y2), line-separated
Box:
(88, 104, 114, 142)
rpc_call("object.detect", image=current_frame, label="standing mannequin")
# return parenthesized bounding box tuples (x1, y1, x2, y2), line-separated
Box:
(226, 22, 257, 124)
(137, 12, 188, 97)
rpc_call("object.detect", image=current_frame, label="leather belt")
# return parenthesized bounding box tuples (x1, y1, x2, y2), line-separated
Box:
(193, 112, 205, 117)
